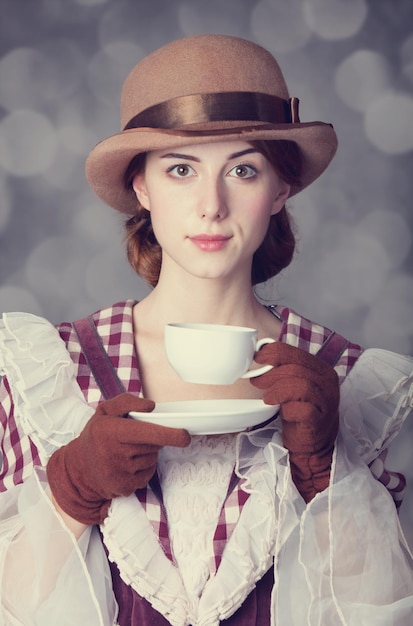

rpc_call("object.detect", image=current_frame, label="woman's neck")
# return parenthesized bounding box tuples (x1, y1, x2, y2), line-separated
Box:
(138, 272, 262, 328)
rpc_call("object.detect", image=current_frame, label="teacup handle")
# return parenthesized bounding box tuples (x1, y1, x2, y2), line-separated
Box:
(241, 337, 276, 379)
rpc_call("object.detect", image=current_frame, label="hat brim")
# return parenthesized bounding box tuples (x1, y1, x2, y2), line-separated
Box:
(85, 121, 337, 214)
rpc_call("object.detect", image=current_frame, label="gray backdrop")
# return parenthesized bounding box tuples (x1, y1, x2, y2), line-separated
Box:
(0, 0, 412, 545)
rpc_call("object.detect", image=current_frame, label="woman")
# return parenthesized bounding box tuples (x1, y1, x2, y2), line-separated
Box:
(0, 34, 412, 625)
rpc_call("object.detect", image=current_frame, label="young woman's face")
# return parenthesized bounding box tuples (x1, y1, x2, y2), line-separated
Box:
(132, 140, 290, 283)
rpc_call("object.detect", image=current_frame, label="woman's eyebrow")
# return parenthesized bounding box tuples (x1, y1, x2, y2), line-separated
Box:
(228, 148, 259, 159)
(160, 152, 201, 162)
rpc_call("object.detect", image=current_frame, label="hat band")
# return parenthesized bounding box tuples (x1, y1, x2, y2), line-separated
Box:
(123, 92, 300, 130)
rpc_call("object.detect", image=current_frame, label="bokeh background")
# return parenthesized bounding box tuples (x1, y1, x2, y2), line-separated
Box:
(0, 0, 412, 545)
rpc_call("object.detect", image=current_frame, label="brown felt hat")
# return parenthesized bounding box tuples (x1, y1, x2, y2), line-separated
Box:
(85, 34, 338, 214)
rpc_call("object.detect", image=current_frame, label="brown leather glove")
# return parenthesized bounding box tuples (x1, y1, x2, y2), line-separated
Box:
(251, 342, 340, 503)
(47, 393, 191, 525)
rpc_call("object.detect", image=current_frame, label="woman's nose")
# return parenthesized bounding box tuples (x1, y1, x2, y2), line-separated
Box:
(197, 178, 228, 220)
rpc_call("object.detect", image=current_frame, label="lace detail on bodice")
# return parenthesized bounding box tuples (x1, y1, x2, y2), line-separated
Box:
(157, 435, 237, 607)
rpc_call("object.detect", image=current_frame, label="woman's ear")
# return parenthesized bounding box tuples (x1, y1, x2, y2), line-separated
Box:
(271, 181, 291, 215)
(132, 174, 150, 209)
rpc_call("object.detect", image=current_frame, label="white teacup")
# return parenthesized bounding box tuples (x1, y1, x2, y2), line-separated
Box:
(164, 322, 275, 385)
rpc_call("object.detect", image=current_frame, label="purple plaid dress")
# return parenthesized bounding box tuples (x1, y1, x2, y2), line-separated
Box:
(0, 300, 409, 624)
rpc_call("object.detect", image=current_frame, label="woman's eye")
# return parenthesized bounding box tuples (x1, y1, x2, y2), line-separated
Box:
(168, 164, 194, 177)
(228, 164, 257, 179)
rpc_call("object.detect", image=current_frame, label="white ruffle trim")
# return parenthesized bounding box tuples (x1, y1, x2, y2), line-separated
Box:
(102, 495, 189, 626)
(339, 348, 413, 464)
(101, 428, 292, 626)
(0, 312, 94, 464)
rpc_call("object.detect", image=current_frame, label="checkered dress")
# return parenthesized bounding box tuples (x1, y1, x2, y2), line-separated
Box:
(0, 299, 406, 527)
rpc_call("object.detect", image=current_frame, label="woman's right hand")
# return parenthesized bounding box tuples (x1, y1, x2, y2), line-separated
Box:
(46, 393, 191, 525)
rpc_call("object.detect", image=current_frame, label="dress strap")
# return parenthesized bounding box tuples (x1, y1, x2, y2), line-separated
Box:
(72, 316, 126, 399)
(316, 331, 349, 367)
(267, 304, 350, 368)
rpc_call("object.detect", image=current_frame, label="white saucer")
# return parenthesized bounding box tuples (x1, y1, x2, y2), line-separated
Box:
(129, 399, 278, 435)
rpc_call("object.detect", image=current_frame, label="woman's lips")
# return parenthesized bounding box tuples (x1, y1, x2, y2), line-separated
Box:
(189, 234, 232, 251)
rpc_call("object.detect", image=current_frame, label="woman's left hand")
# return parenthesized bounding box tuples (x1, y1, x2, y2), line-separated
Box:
(250, 342, 340, 503)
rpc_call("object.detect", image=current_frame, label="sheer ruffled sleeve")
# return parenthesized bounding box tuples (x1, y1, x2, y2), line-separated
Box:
(273, 347, 413, 625)
(235, 346, 413, 625)
(273, 433, 413, 625)
(0, 313, 117, 625)
(0, 468, 117, 625)
(338, 347, 413, 463)
(0, 312, 93, 465)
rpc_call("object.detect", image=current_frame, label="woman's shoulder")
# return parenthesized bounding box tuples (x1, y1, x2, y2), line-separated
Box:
(56, 299, 140, 401)
(0, 299, 139, 401)
(274, 303, 413, 381)
(0, 310, 65, 377)
(0, 300, 136, 368)
(57, 299, 136, 339)
(271, 304, 364, 380)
